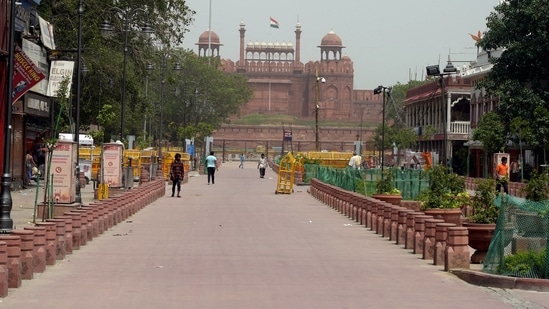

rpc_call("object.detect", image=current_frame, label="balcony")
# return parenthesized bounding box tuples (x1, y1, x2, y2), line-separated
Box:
(414, 121, 471, 139)
(450, 121, 470, 135)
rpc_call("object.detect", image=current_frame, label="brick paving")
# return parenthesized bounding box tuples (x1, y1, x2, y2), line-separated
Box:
(1, 162, 548, 308)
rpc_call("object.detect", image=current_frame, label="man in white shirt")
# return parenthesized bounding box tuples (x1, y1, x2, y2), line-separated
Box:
(348, 152, 362, 170)
(205, 151, 218, 184)
(257, 153, 268, 178)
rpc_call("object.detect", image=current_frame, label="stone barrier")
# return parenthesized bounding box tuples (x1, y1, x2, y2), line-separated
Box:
(23, 226, 47, 273)
(0, 178, 167, 299)
(309, 178, 471, 278)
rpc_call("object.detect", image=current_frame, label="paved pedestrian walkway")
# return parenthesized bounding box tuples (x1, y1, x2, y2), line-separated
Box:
(1, 162, 548, 308)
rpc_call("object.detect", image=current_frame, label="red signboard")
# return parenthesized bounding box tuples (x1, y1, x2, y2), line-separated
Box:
(12, 46, 46, 103)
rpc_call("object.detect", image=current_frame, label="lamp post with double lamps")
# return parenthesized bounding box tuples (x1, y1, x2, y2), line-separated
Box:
(99, 6, 153, 141)
(0, 0, 18, 233)
(374, 85, 390, 174)
(314, 68, 326, 151)
(146, 51, 182, 161)
(426, 60, 457, 166)
(74, 0, 85, 204)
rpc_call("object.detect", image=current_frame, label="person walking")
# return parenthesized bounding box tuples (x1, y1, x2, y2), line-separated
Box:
(495, 156, 509, 194)
(239, 153, 245, 169)
(25, 150, 37, 186)
(257, 153, 267, 178)
(510, 158, 520, 182)
(348, 152, 362, 170)
(205, 151, 218, 184)
(169, 153, 184, 197)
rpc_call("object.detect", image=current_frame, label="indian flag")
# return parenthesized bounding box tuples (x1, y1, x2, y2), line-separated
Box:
(270, 17, 279, 29)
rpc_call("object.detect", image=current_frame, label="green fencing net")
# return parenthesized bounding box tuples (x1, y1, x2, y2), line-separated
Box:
(483, 195, 548, 279)
(304, 165, 430, 200)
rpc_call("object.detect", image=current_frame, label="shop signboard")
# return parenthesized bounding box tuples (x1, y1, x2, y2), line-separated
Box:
(102, 143, 124, 187)
(22, 39, 49, 96)
(12, 46, 46, 103)
(46, 60, 74, 98)
(46, 140, 76, 204)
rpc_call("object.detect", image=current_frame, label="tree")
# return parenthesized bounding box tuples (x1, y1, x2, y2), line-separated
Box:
(531, 107, 549, 164)
(371, 80, 427, 160)
(510, 116, 531, 181)
(385, 80, 430, 126)
(472, 112, 506, 178)
(477, 0, 549, 164)
(36, 1, 252, 146)
(161, 55, 253, 145)
(37, 0, 195, 142)
(371, 123, 416, 166)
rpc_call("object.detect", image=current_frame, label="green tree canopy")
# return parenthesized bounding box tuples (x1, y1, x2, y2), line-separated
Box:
(477, 0, 549, 158)
(36, 1, 252, 145)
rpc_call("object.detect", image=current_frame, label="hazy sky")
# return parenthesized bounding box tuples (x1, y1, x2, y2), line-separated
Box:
(182, 0, 500, 89)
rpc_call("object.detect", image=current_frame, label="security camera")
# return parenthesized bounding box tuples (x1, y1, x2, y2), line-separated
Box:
(318, 77, 326, 83)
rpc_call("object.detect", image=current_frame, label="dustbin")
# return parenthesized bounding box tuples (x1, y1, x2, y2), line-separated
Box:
(125, 166, 134, 189)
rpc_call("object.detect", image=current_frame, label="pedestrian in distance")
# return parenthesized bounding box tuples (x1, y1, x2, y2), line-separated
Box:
(258, 153, 267, 178)
(169, 153, 184, 197)
(25, 150, 37, 186)
(510, 158, 520, 182)
(495, 156, 509, 194)
(239, 153, 245, 169)
(205, 151, 218, 184)
(348, 152, 362, 170)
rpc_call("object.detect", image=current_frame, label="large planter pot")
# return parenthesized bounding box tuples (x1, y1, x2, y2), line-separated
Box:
(462, 222, 496, 264)
(422, 208, 463, 226)
(372, 194, 402, 206)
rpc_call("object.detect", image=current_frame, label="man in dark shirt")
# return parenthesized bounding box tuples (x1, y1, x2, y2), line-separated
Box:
(170, 153, 184, 197)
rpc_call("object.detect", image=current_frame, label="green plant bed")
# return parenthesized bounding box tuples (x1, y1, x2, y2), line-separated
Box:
(417, 165, 469, 210)
(375, 169, 401, 196)
(497, 248, 547, 279)
(356, 178, 375, 196)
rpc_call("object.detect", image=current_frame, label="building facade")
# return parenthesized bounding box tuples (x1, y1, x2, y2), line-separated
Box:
(404, 74, 472, 173)
(1, 0, 55, 188)
(195, 22, 383, 153)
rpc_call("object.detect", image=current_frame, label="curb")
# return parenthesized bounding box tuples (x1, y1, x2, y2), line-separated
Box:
(451, 269, 549, 292)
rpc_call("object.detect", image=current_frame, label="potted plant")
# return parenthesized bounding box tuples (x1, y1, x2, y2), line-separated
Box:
(417, 164, 469, 225)
(372, 168, 402, 205)
(463, 178, 499, 263)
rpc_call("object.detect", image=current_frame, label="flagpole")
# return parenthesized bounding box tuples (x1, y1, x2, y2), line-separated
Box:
(208, 0, 212, 65)
(268, 16, 271, 111)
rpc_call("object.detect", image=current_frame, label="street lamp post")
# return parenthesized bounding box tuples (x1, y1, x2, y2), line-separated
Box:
(314, 68, 326, 151)
(74, 0, 84, 205)
(99, 6, 153, 141)
(359, 109, 364, 155)
(426, 59, 457, 166)
(146, 51, 182, 160)
(0, 0, 18, 233)
(374, 85, 390, 174)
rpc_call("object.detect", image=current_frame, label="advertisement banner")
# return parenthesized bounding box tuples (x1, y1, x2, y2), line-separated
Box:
(102, 143, 123, 187)
(46, 141, 76, 204)
(22, 39, 49, 96)
(38, 15, 56, 50)
(12, 46, 46, 103)
(46, 60, 74, 98)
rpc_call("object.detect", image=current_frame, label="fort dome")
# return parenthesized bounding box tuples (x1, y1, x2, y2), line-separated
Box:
(198, 30, 220, 44)
(320, 30, 342, 47)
